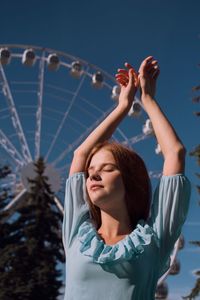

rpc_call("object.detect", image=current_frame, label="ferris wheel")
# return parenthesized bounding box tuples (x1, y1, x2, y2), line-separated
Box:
(0, 44, 159, 209)
(0, 44, 181, 295)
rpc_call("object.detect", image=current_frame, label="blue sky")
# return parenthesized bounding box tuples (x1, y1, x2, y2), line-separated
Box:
(0, 0, 200, 299)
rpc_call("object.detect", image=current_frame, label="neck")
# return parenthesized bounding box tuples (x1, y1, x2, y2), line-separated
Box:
(98, 208, 133, 239)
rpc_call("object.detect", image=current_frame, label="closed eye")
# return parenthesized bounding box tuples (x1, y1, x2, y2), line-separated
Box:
(87, 163, 118, 176)
(102, 167, 115, 172)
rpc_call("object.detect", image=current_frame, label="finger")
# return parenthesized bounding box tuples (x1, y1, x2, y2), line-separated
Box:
(127, 66, 139, 81)
(146, 60, 158, 69)
(115, 79, 128, 86)
(118, 81, 128, 87)
(116, 77, 128, 86)
(139, 56, 154, 73)
(140, 56, 154, 68)
(148, 65, 159, 77)
(128, 68, 135, 83)
(133, 71, 140, 87)
(125, 63, 138, 76)
(115, 74, 129, 83)
(144, 56, 154, 63)
(127, 68, 138, 89)
(117, 69, 129, 76)
(115, 72, 129, 80)
(151, 60, 158, 65)
(152, 68, 160, 80)
(115, 71, 129, 78)
(124, 62, 133, 69)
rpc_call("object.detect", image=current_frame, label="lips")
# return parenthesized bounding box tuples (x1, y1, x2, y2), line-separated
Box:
(90, 184, 104, 191)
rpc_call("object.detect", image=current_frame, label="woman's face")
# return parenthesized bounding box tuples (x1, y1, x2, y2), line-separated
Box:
(86, 148, 125, 209)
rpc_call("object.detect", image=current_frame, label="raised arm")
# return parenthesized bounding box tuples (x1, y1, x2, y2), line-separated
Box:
(138, 56, 185, 175)
(69, 66, 139, 175)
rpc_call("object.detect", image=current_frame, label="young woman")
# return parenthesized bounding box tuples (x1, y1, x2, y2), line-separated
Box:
(62, 56, 191, 300)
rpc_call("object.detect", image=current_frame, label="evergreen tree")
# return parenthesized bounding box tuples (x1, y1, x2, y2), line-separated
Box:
(0, 165, 12, 209)
(0, 165, 15, 300)
(0, 158, 65, 300)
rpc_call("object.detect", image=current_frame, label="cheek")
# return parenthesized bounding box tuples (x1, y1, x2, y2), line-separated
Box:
(108, 175, 125, 192)
(86, 179, 90, 194)
(116, 178, 125, 192)
(85, 181, 92, 203)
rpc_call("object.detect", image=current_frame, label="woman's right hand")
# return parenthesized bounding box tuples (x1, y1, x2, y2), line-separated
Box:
(115, 63, 139, 109)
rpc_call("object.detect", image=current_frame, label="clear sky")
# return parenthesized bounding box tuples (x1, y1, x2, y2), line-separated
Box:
(0, 0, 200, 299)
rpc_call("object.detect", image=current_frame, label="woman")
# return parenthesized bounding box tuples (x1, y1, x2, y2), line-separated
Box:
(62, 56, 191, 300)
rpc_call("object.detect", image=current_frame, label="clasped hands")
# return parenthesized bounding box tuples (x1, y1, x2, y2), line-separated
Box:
(115, 56, 160, 106)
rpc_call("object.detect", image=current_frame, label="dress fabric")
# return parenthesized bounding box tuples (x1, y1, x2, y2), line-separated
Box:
(62, 172, 191, 300)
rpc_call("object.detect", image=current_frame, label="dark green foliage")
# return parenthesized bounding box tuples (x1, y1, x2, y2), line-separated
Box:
(0, 159, 65, 300)
(182, 279, 200, 300)
(190, 145, 200, 166)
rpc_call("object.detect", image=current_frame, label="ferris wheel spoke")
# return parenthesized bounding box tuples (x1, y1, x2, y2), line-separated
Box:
(51, 105, 115, 167)
(0, 129, 26, 168)
(57, 162, 71, 174)
(53, 196, 64, 215)
(0, 188, 27, 222)
(67, 115, 88, 129)
(0, 64, 32, 163)
(45, 66, 89, 162)
(35, 50, 45, 160)
(77, 96, 129, 143)
(124, 133, 151, 145)
(115, 127, 130, 145)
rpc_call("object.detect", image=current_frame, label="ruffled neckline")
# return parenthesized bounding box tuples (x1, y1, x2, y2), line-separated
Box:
(77, 219, 158, 264)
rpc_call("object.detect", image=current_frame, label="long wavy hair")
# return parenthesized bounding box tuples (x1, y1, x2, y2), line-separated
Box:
(85, 141, 151, 230)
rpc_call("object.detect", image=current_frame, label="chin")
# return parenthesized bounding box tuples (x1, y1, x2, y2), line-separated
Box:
(90, 197, 104, 206)
(91, 196, 111, 210)
(88, 193, 104, 204)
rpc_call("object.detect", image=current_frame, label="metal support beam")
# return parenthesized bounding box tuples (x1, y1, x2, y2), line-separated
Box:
(45, 66, 89, 162)
(51, 105, 114, 167)
(0, 64, 32, 163)
(35, 50, 45, 160)
(0, 129, 25, 168)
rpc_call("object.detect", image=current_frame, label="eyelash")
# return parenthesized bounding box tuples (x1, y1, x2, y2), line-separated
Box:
(87, 168, 114, 176)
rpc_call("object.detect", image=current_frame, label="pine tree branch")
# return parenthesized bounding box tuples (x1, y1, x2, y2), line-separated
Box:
(182, 278, 200, 300)
(190, 241, 200, 247)
(192, 96, 200, 103)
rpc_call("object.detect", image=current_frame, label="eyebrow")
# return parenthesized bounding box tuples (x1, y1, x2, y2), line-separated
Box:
(87, 163, 117, 171)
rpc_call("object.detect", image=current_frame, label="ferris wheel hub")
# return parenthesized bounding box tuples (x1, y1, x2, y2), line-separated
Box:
(21, 162, 61, 193)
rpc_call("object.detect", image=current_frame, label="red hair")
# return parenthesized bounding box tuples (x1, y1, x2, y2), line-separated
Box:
(85, 141, 151, 230)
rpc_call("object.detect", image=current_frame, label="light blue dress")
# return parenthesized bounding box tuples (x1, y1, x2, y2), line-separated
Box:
(62, 172, 191, 300)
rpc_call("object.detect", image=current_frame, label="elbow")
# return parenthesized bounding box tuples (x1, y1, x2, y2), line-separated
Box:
(176, 145, 186, 159)
(74, 148, 84, 156)
(73, 148, 80, 156)
(170, 145, 186, 163)
(163, 145, 186, 175)
(164, 144, 186, 159)
(73, 148, 88, 159)
(164, 144, 186, 163)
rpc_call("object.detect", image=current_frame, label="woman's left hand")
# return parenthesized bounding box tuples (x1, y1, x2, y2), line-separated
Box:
(115, 63, 139, 109)
(138, 56, 160, 102)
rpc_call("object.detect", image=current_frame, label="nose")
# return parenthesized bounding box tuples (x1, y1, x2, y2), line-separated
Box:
(89, 173, 101, 181)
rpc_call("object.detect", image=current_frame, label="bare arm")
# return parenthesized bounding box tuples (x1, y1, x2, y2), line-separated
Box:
(141, 96, 185, 175)
(138, 56, 185, 175)
(69, 67, 138, 175)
